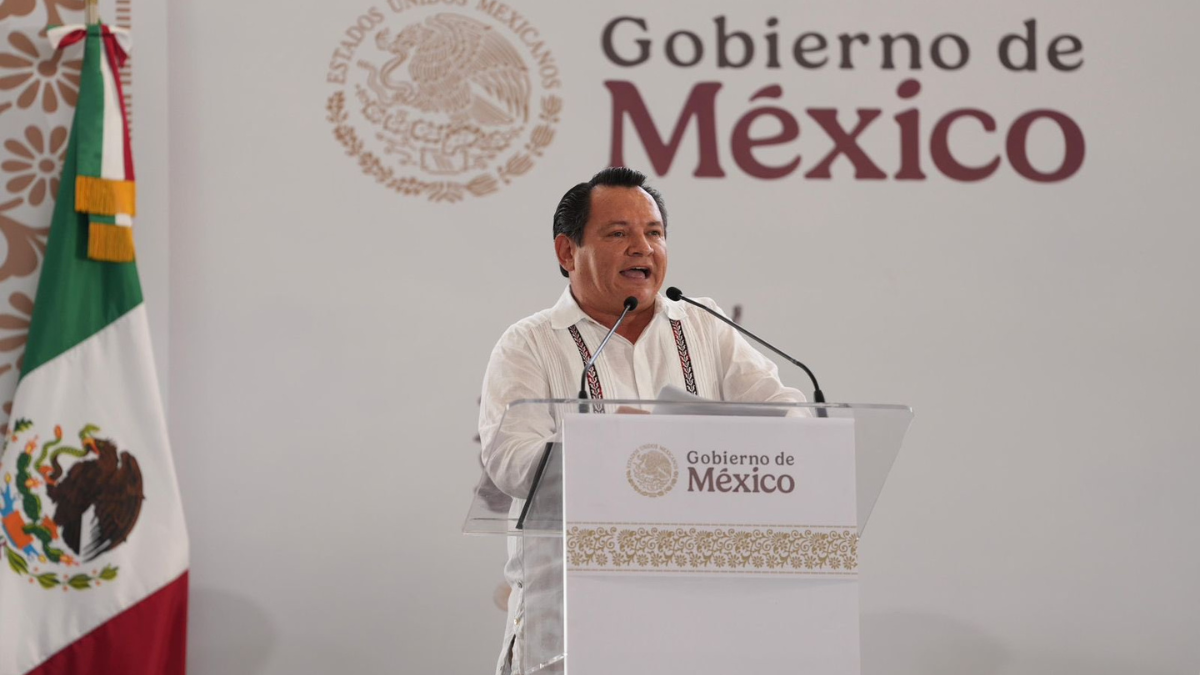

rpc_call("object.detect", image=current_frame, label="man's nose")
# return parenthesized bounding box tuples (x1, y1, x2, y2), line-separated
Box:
(626, 233, 653, 255)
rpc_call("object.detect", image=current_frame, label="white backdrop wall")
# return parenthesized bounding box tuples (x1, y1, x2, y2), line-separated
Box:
(167, 1, 1199, 674)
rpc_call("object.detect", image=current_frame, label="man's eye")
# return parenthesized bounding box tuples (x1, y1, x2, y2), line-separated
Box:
(649, 230, 663, 238)
(610, 231, 625, 237)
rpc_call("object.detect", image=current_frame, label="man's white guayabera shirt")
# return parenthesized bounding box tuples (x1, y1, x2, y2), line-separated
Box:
(479, 286, 806, 675)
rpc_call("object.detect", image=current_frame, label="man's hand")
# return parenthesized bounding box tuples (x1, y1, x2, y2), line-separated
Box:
(616, 406, 651, 415)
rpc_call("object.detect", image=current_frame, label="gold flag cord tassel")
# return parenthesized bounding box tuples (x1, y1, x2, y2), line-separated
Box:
(88, 222, 136, 262)
(76, 176, 136, 217)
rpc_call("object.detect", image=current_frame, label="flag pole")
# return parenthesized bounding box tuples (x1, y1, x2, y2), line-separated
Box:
(85, 0, 99, 25)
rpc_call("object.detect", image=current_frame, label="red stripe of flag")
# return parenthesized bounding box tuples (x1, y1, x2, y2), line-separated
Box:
(28, 571, 189, 675)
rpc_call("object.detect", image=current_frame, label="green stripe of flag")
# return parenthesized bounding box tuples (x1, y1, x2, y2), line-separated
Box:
(75, 24, 106, 178)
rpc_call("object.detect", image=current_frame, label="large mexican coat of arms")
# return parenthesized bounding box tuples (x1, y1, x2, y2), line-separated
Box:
(1, 422, 142, 590)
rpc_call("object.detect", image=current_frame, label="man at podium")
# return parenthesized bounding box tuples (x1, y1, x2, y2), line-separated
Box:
(479, 167, 807, 674)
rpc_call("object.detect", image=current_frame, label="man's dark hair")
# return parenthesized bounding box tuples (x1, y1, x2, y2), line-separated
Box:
(552, 167, 668, 277)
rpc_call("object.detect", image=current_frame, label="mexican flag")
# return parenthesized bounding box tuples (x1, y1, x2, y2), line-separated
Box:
(0, 23, 188, 675)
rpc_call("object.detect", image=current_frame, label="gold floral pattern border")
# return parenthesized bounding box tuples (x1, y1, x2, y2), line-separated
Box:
(566, 525, 858, 576)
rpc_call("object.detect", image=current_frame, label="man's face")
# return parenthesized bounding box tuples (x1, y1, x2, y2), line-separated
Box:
(556, 185, 667, 318)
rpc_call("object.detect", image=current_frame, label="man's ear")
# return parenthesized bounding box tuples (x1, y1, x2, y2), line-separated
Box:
(554, 234, 576, 274)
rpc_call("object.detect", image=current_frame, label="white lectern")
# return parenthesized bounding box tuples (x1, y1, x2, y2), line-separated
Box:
(465, 399, 912, 675)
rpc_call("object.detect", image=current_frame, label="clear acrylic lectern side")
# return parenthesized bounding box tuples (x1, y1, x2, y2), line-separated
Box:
(462, 399, 913, 674)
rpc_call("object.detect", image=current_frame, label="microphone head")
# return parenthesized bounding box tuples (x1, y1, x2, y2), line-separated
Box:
(623, 296, 639, 311)
(665, 287, 682, 301)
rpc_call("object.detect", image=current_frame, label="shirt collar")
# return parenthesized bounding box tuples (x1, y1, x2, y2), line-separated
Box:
(548, 285, 688, 330)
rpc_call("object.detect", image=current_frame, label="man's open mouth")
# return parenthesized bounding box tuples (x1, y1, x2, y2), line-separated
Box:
(621, 267, 651, 279)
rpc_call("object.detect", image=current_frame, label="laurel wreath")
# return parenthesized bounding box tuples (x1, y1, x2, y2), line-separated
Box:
(0, 418, 33, 461)
(2, 542, 118, 591)
(327, 91, 561, 202)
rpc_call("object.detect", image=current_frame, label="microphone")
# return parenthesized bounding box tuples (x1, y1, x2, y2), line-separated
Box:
(666, 287, 826, 412)
(578, 296, 639, 402)
(520, 296, 638, 529)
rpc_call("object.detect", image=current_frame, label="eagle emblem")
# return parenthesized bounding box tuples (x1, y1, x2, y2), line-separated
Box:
(1, 423, 140, 590)
(627, 444, 679, 498)
(364, 13, 531, 127)
(326, 6, 561, 201)
(355, 13, 532, 176)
